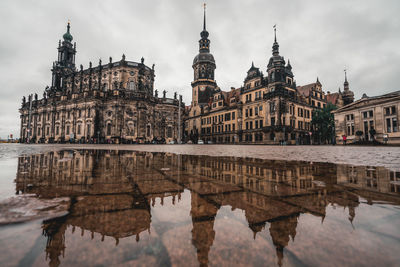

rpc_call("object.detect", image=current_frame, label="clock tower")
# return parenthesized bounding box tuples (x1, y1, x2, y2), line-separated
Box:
(191, 4, 217, 108)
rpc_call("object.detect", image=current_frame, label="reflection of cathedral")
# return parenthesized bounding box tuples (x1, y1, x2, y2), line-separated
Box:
(15, 150, 399, 266)
(19, 23, 184, 144)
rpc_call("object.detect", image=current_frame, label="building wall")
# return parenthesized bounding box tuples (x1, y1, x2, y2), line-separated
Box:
(334, 95, 400, 144)
(20, 63, 183, 144)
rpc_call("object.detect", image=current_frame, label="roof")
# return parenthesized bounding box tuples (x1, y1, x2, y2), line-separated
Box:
(333, 90, 400, 113)
(297, 83, 317, 97)
(326, 92, 340, 105)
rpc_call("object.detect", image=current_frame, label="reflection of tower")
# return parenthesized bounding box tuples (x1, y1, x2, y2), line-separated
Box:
(42, 216, 68, 267)
(269, 214, 299, 267)
(190, 192, 218, 267)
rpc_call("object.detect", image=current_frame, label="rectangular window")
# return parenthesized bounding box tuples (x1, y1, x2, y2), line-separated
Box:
(249, 108, 253, 117)
(246, 122, 249, 130)
(250, 121, 253, 129)
(255, 107, 259, 116)
(271, 117, 275, 126)
(77, 125, 81, 135)
(393, 118, 398, 132)
(255, 120, 259, 129)
(259, 105, 263, 112)
(56, 126, 59, 135)
(232, 124, 235, 131)
(232, 112, 235, 120)
(260, 120, 263, 128)
(67, 126, 70, 135)
(387, 118, 392, 133)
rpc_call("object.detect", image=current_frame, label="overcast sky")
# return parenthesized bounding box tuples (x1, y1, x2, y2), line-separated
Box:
(0, 0, 399, 138)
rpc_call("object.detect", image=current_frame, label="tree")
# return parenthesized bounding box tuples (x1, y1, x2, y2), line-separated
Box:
(312, 103, 337, 144)
(355, 130, 363, 141)
(369, 128, 376, 140)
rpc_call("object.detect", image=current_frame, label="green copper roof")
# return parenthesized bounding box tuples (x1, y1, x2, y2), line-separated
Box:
(63, 22, 73, 42)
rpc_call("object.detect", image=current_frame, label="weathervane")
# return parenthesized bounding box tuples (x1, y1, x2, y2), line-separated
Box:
(273, 24, 277, 42)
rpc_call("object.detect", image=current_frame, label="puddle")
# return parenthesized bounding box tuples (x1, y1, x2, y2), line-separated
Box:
(0, 149, 399, 266)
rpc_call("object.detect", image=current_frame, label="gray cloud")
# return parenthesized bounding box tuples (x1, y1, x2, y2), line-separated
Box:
(0, 0, 399, 138)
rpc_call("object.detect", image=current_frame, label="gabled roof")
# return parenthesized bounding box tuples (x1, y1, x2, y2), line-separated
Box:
(326, 92, 340, 105)
(297, 83, 317, 97)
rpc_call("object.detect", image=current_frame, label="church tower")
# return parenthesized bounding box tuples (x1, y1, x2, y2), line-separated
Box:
(342, 69, 354, 105)
(266, 26, 294, 88)
(191, 4, 217, 107)
(51, 22, 77, 91)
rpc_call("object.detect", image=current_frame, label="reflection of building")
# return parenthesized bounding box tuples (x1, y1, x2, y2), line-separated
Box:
(19, 23, 183, 144)
(333, 91, 400, 144)
(337, 165, 400, 196)
(16, 150, 397, 266)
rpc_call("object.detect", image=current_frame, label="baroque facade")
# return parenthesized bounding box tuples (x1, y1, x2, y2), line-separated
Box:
(333, 90, 400, 144)
(184, 8, 349, 145)
(19, 23, 184, 144)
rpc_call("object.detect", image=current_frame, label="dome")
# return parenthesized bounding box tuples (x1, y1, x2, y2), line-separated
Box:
(63, 32, 73, 42)
(193, 52, 215, 65)
(63, 23, 73, 42)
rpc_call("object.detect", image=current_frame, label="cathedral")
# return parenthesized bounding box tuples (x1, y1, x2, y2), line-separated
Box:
(19, 23, 184, 144)
(184, 6, 354, 144)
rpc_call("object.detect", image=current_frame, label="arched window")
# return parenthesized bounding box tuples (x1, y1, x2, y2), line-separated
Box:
(167, 126, 173, 138)
(107, 123, 112, 136)
(146, 125, 151, 137)
(127, 123, 135, 136)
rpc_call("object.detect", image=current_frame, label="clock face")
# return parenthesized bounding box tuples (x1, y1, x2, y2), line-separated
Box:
(200, 86, 205, 92)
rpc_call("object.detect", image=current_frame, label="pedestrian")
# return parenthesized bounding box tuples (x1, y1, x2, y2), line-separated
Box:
(343, 135, 347, 145)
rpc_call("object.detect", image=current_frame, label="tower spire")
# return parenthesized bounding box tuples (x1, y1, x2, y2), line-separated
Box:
(63, 20, 73, 42)
(199, 3, 210, 53)
(343, 67, 350, 92)
(203, 3, 206, 31)
(272, 24, 279, 56)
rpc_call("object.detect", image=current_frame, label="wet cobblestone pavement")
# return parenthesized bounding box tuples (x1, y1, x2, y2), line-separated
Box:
(0, 144, 399, 266)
